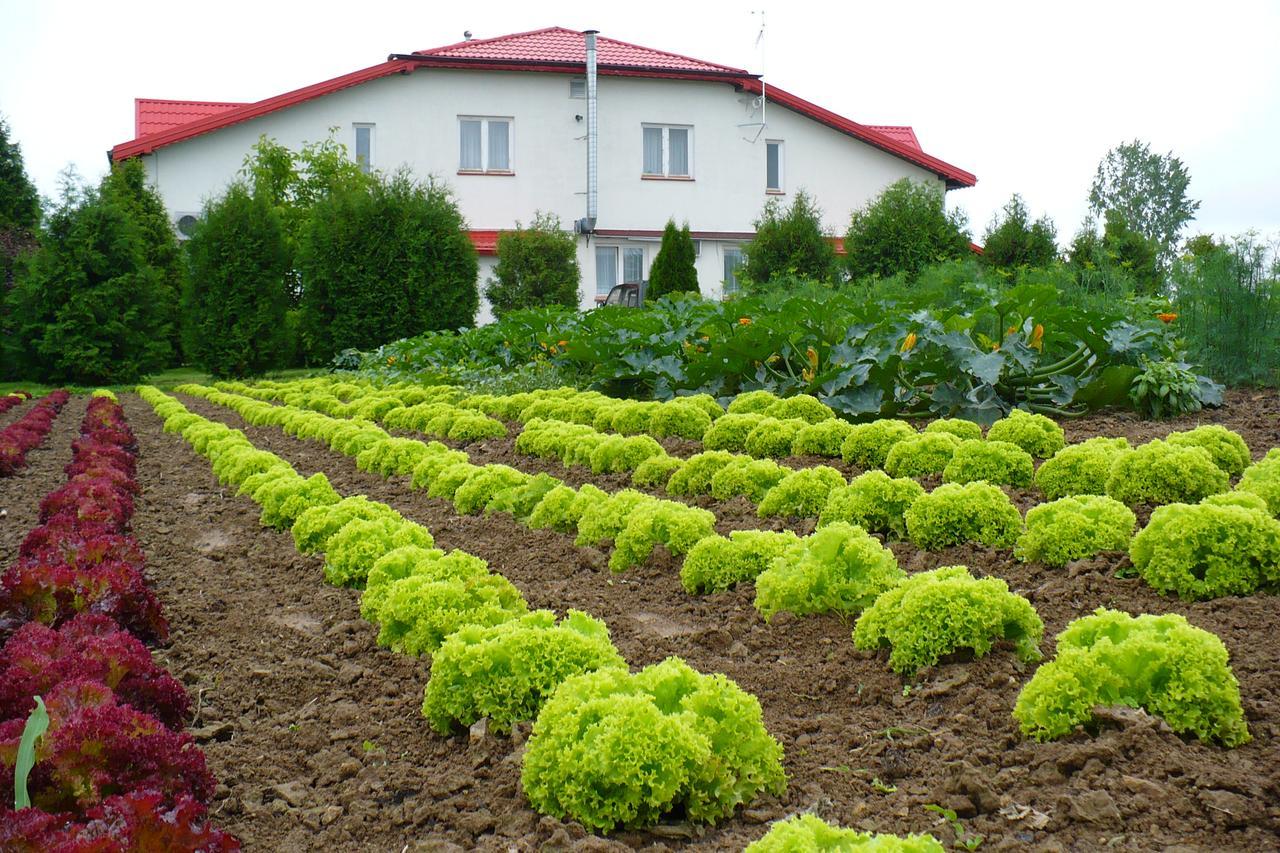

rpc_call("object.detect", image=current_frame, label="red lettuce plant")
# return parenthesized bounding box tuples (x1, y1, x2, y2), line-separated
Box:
(0, 679, 214, 813)
(68, 439, 136, 477)
(0, 790, 240, 852)
(19, 518, 126, 563)
(0, 391, 70, 476)
(39, 481, 136, 529)
(0, 558, 168, 645)
(0, 614, 189, 729)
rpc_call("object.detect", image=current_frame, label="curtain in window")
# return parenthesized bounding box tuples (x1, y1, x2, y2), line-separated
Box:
(460, 120, 482, 169)
(643, 127, 664, 174)
(623, 248, 644, 283)
(766, 142, 780, 190)
(488, 120, 510, 170)
(596, 247, 618, 295)
(668, 128, 689, 176)
(723, 249, 743, 295)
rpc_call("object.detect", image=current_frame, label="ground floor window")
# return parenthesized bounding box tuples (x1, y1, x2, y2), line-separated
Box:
(723, 247, 745, 296)
(596, 246, 646, 296)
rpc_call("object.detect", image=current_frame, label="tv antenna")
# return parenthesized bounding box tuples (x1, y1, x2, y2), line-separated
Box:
(739, 11, 767, 142)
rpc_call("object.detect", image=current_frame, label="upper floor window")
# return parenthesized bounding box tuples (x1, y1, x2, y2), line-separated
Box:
(459, 117, 512, 173)
(569, 77, 586, 98)
(354, 124, 374, 174)
(642, 124, 691, 178)
(766, 140, 783, 192)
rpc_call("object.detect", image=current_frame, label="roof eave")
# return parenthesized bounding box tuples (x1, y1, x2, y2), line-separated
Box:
(111, 59, 416, 161)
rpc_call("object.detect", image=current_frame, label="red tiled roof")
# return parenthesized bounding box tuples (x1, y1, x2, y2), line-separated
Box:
(416, 26, 747, 74)
(110, 28, 974, 188)
(135, 99, 246, 138)
(866, 125, 921, 153)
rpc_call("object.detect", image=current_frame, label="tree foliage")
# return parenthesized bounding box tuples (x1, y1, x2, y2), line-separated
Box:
(182, 183, 290, 378)
(298, 171, 478, 362)
(742, 189, 839, 286)
(484, 212, 580, 316)
(844, 178, 970, 281)
(980, 194, 1058, 269)
(1088, 139, 1200, 269)
(6, 182, 171, 383)
(100, 158, 184, 358)
(647, 219, 699, 298)
(0, 117, 40, 233)
(239, 132, 370, 259)
(1068, 210, 1162, 294)
(0, 117, 42, 376)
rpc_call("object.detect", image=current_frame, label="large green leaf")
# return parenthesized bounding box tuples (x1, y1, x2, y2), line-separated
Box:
(15, 696, 49, 810)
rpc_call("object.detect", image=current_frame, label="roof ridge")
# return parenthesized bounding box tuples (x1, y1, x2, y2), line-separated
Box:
(414, 25, 569, 56)
(593, 32, 747, 74)
(136, 97, 248, 106)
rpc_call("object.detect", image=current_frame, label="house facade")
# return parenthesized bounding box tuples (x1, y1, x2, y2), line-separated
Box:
(111, 27, 975, 323)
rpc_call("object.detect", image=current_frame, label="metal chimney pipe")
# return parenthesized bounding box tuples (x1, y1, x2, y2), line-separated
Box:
(584, 30, 598, 232)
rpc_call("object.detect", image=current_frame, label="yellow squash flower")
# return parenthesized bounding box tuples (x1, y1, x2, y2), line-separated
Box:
(900, 332, 918, 353)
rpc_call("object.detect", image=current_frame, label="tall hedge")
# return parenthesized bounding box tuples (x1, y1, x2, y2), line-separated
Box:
(844, 178, 970, 281)
(101, 158, 185, 360)
(647, 219, 699, 298)
(298, 172, 478, 362)
(7, 184, 171, 383)
(183, 182, 290, 378)
(484, 212, 580, 316)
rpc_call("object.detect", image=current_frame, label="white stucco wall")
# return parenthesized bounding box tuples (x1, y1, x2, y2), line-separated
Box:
(139, 66, 949, 318)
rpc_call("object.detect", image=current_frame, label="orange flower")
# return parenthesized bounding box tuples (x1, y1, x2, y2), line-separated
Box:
(991, 343, 1000, 352)
(900, 332, 918, 353)
(558, 340, 568, 347)
(806, 347, 819, 369)
(739, 317, 752, 326)
(387, 357, 395, 365)
(1157, 312, 1178, 323)
(1029, 323, 1044, 351)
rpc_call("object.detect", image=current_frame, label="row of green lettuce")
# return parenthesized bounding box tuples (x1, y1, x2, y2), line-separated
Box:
(142, 385, 942, 843)
(217, 379, 1269, 512)
(200, 379, 1280, 603)
(346, 277, 1222, 423)
(176, 382, 1259, 750)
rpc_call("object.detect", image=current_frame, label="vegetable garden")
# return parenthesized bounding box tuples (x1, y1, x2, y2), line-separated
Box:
(1, 382, 1277, 850)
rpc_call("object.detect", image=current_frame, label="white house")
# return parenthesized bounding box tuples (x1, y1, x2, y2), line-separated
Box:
(110, 27, 975, 323)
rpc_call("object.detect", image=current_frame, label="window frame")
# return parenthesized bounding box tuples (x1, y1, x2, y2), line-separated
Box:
(641, 123, 694, 180)
(569, 76, 586, 98)
(353, 123, 375, 174)
(458, 115, 514, 175)
(595, 245, 649, 299)
(765, 139, 784, 194)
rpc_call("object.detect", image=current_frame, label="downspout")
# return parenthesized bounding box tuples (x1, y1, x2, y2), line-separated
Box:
(584, 29, 598, 235)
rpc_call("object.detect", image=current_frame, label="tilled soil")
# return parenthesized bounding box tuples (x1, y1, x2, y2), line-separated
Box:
(102, 392, 1280, 850)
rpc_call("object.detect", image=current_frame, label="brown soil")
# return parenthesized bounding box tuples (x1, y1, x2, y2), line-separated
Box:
(102, 392, 1280, 850)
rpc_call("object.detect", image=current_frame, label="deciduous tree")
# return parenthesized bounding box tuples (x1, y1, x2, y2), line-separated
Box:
(1088, 139, 1200, 269)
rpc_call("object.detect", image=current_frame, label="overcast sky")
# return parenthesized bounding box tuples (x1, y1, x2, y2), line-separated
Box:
(3, 0, 1277, 246)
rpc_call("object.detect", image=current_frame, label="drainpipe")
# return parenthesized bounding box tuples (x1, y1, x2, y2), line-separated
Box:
(583, 29, 598, 234)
